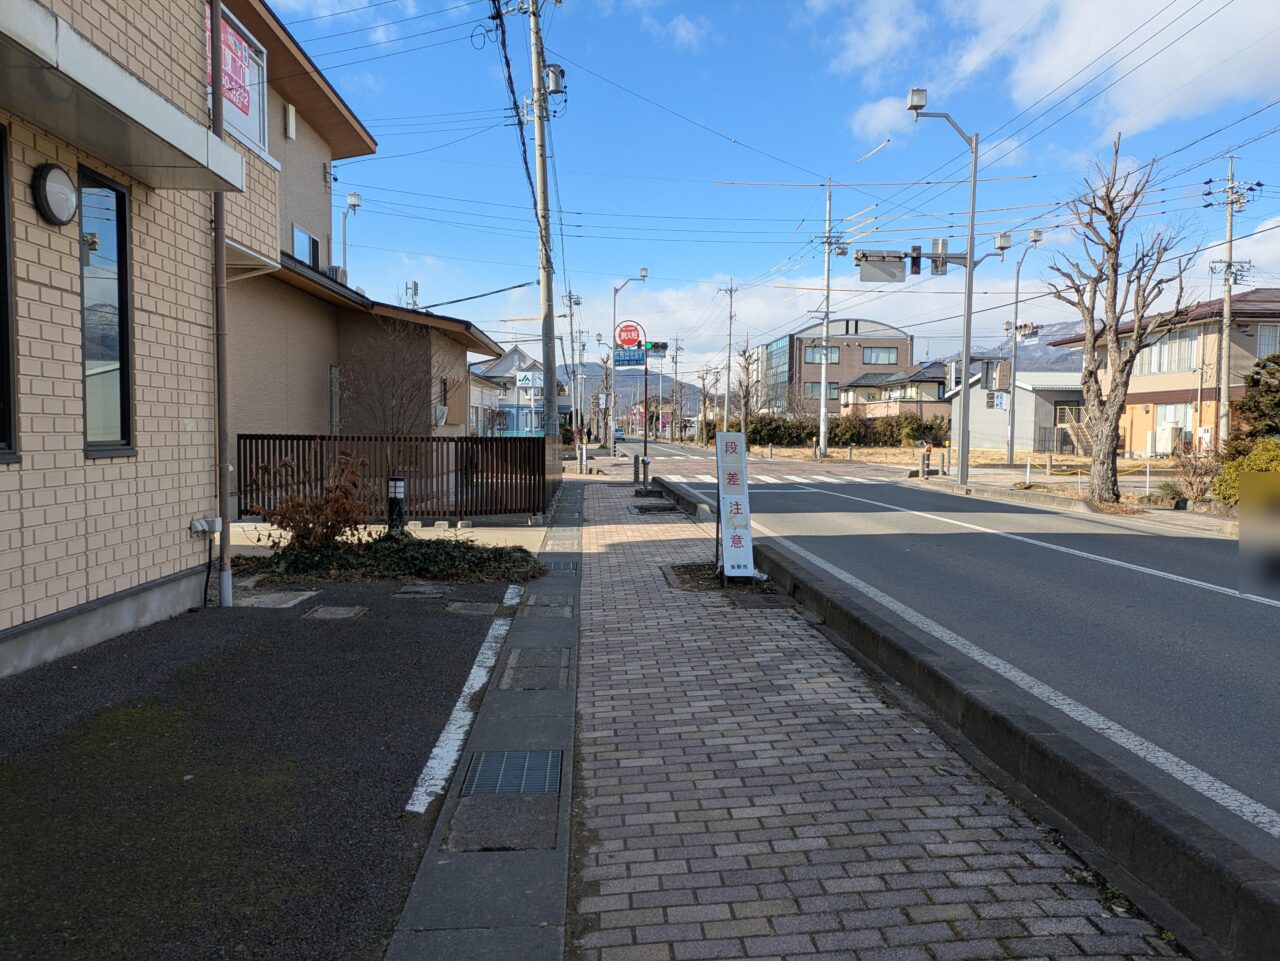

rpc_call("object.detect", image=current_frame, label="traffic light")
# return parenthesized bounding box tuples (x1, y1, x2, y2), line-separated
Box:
(910, 245, 922, 276)
(645, 341, 669, 357)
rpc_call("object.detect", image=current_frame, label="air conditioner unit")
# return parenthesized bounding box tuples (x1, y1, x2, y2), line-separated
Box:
(435, 405, 448, 426)
(1155, 423, 1182, 455)
(324, 265, 348, 285)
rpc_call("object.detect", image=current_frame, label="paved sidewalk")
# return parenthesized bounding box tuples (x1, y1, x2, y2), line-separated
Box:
(569, 481, 1182, 961)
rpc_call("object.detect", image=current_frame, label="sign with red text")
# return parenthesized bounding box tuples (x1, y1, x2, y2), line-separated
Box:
(715, 432, 755, 578)
(614, 321, 643, 349)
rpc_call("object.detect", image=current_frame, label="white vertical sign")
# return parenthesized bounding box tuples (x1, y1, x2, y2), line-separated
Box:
(715, 432, 755, 578)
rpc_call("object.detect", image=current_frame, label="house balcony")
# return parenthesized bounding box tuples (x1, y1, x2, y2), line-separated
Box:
(843, 399, 952, 420)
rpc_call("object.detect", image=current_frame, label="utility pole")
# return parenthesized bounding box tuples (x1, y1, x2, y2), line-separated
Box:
(527, 0, 557, 441)
(671, 337, 681, 441)
(1006, 230, 1041, 464)
(1220, 157, 1238, 452)
(819, 178, 832, 454)
(720, 278, 736, 433)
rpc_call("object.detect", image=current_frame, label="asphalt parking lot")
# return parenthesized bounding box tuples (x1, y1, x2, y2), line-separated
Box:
(0, 579, 509, 961)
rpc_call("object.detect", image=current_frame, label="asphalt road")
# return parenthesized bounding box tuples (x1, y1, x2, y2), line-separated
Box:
(0, 580, 508, 961)
(620, 439, 1280, 862)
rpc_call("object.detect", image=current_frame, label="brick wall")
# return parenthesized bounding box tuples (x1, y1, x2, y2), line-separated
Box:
(223, 142, 280, 261)
(40, 0, 207, 123)
(0, 110, 215, 630)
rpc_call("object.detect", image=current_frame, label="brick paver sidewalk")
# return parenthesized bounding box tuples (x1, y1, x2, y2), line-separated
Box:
(569, 481, 1182, 961)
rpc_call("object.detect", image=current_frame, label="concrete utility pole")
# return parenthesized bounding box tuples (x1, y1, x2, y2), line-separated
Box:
(527, 0, 556, 440)
(819, 178, 832, 455)
(671, 337, 681, 441)
(211, 0, 232, 608)
(1006, 230, 1041, 464)
(1219, 157, 1239, 452)
(720, 279, 736, 433)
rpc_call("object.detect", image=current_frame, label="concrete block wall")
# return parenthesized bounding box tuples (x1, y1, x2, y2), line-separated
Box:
(0, 109, 216, 632)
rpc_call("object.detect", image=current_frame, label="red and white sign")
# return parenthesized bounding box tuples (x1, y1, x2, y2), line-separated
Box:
(715, 432, 755, 578)
(614, 321, 644, 349)
(205, 5, 252, 117)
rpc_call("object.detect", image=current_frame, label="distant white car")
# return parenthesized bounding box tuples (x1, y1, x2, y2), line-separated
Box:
(613, 427, 626, 442)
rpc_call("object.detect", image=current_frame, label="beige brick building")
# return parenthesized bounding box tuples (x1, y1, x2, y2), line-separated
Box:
(0, 0, 501, 675)
(0, 0, 243, 673)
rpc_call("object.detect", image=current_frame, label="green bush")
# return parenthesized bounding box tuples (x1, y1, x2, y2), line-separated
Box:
(1212, 436, 1280, 506)
(746, 415, 817, 446)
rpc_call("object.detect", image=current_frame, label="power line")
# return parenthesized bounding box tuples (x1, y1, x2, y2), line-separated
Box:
(285, 0, 401, 25)
(296, 0, 485, 41)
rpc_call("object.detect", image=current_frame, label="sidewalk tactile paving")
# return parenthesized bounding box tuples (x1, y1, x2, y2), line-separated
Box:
(569, 481, 1180, 961)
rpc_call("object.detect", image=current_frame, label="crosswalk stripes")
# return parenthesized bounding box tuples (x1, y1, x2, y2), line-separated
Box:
(753, 475, 779, 484)
(696, 474, 716, 483)
(656, 472, 882, 487)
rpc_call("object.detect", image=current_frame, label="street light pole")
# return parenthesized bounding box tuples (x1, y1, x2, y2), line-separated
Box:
(340, 192, 361, 279)
(612, 268, 647, 455)
(909, 88, 979, 485)
(1006, 231, 1041, 464)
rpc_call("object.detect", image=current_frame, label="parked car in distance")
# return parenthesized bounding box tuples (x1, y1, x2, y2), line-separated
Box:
(614, 427, 625, 442)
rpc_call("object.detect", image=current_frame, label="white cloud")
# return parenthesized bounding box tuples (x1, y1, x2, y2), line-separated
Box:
(849, 96, 904, 144)
(823, 0, 917, 83)
(643, 12, 713, 52)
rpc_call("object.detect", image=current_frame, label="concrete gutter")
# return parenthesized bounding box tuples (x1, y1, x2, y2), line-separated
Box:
(652, 474, 1278, 961)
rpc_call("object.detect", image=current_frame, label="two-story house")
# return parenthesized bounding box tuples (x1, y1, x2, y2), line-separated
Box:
(0, 0, 245, 673)
(839, 362, 950, 420)
(1049, 288, 1280, 455)
(218, 0, 501, 489)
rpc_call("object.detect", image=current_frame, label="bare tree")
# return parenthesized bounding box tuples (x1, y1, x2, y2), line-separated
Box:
(737, 339, 756, 447)
(1047, 136, 1189, 503)
(341, 317, 467, 436)
(696, 367, 721, 446)
(785, 383, 819, 419)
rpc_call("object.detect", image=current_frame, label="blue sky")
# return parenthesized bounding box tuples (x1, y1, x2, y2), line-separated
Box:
(270, 0, 1280, 377)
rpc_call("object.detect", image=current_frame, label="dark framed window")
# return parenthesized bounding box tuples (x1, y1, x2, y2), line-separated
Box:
(0, 126, 16, 461)
(863, 346, 897, 365)
(293, 224, 319, 268)
(80, 168, 133, 455)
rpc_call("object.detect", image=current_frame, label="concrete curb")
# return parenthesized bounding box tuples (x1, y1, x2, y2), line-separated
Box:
(652, 475, 1278, 961)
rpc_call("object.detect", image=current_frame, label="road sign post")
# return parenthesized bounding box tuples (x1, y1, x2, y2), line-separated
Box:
(715, 432, 755, 584)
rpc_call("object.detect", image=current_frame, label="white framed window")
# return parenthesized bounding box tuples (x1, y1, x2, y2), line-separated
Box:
(1258, 323, 1279, 359)
(1135, 327, 1199, 375)
(206, 5, 269, 156)
(1154, 402, 1195, 431)
(293, 225, 319, 267)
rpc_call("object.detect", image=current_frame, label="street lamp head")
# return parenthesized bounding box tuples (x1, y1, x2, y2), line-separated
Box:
(1028, 228, 1043, 246)
(639, 267, 649, 281)
(995, 231, 1013, 253)
(596, 332, 603, 344)
(907, 87, 927, 115)
(346, 191, 362, 211)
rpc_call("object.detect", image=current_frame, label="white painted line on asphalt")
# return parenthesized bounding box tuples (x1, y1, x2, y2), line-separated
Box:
(667, 475, 687, 482)
(793, 485, 1280, 609)
(404, 612, 513, 814)
(752, 516, 1280, 840)
(784, 475, 812, 484)
(809, 476, 837, 483)
(502, 584, 524, 607)
(754, 475, 780, 484)
(696, 474, 716, 483)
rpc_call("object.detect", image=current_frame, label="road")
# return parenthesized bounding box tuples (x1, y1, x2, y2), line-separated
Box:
(615, 437, 1280, 862)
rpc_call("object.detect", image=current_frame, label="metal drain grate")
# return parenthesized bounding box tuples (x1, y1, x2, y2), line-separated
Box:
(543, 561, 577, 571)
(461, 751, 562, 796)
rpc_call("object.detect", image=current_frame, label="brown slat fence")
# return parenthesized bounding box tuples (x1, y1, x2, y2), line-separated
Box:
(236, 434, 551, 519)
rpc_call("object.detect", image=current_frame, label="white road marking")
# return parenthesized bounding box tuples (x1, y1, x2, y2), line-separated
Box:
(405, 612, 514, 813)
(753, 475, 780, 484)
(502, 584, 524, 607)
(809, 475, 836, 483)
(791, 485, 1280, 609)
(753, 515, 1280, 840)
(696, 474, 716, 483)
(784, 475, 812, 484)
(673, 483, 1280, 838)
(667, 475, 687, 483)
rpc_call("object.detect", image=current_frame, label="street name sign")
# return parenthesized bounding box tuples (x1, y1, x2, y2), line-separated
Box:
(715, 432, 755, 579)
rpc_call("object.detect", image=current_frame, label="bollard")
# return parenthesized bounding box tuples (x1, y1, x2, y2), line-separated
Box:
(769, 443, 774, 459)
(847, 445, 853, 461)
(1046, 451, 1053, 476)
(1145, 462, 1151, 496)
(633, 453, 640, 484)
(1026, 455, 1032, 486)
(641, 456, 651, 490)
(387, 476, 406, 531)
(919, 450, 927, 480)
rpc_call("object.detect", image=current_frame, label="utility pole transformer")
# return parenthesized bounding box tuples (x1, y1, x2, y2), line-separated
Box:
(527, 0, 557, 441)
